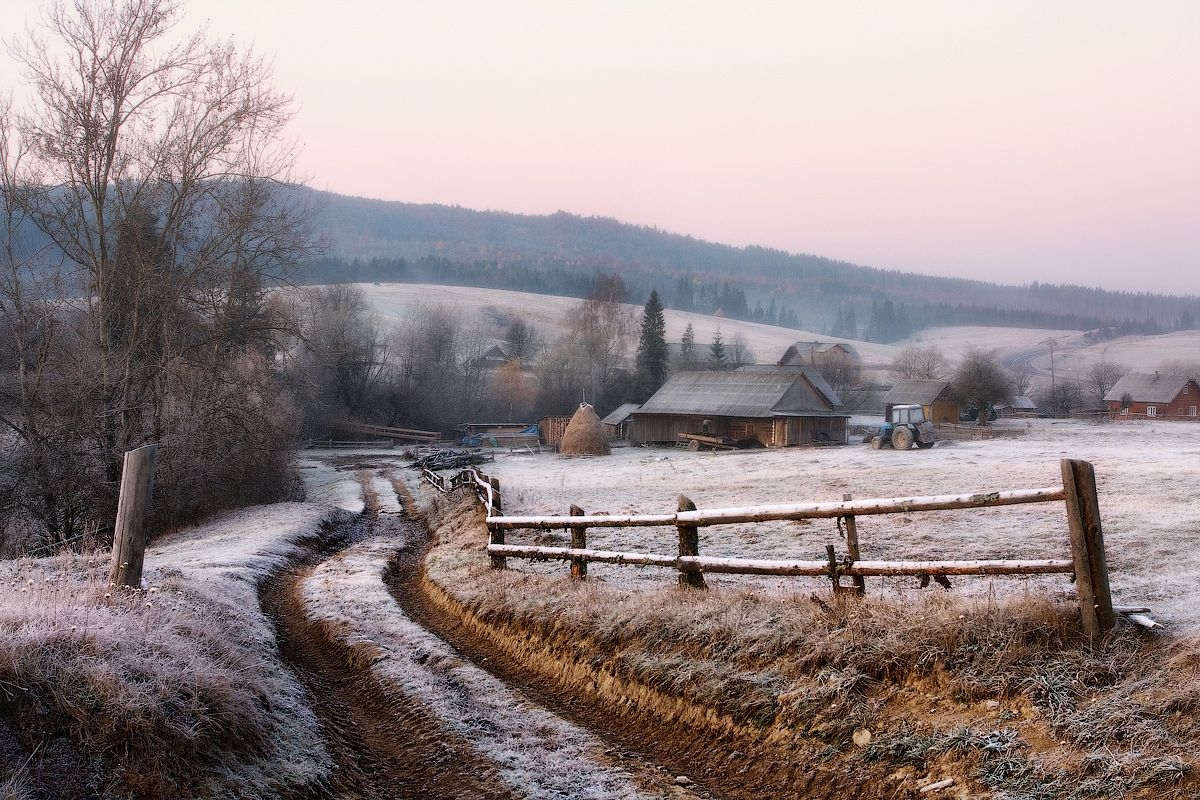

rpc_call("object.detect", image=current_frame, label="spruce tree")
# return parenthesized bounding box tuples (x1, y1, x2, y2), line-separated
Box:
(680, 322, 696, 367)
(634, 290, 669, 400)
(709, 325, 728, 369)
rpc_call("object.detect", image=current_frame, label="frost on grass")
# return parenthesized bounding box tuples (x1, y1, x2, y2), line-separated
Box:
(297, 456, 366, 514)
(301, 536, 674, 800)
(410, 419, 1200, 630)
(0, 502, 340, 798)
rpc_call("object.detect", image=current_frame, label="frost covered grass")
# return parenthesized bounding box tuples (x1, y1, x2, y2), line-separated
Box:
(301, 535, 684, 799)
(0, 503, 339, 798)
(396, 420, 1200, 796)
(454, 418, 1200, 629)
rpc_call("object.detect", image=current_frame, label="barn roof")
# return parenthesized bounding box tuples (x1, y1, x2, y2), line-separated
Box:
(778, 341, 862, 366)
(1000, 395, 1038, 410)
(1103, 373, 1195, 404)
(601, 403, 641, 425)
(882, 379, 954, 406)
(636, 369, 843, 418)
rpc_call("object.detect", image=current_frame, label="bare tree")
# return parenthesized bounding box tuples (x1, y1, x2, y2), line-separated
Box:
(890, 344, 949, 381)
(0, 0, 316, 543)
(952, 348, 1012, 426)
(1083, 361, 1124, 406)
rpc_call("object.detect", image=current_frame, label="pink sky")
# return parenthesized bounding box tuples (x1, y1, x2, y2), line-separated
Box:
(9, 1, 1200, 294)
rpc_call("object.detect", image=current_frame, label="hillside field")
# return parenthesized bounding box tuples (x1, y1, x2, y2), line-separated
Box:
(353, 283, 1200, 380)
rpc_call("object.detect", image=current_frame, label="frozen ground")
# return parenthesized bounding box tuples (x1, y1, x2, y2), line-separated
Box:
(371, 419, 1200, 632)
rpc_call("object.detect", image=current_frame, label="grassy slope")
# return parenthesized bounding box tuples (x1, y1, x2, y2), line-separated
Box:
(0, 503, 340, 798)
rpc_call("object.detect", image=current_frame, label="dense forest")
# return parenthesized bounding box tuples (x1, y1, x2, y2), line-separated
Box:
(306, 192, 1200, 342)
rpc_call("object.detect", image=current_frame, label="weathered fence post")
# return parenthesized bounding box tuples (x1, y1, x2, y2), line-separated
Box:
(569, 505, 587, 579)
(109, 444, 158, 588)
(1061, 458, 1114, 643)
(485, 474, 506, 569)
(676, 495, 706, 589)
(842, 493, 866, 596)
(489, 476, 502, 514)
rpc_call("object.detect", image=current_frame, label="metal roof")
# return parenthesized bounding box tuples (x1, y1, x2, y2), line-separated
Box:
(1103, 373, 1196, 404)
(601, 402, 641, 425)
(635, 369, 842, 418)
(1000, 395, 1038, 410)
(882, 379, 953, 405)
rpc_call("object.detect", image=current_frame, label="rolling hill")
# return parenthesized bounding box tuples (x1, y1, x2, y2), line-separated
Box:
(307, 190, 1200, 340)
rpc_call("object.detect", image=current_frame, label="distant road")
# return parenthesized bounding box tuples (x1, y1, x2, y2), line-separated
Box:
(1001, 347, 1050, 377)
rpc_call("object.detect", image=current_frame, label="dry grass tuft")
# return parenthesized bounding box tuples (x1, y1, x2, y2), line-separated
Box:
(558, 404, 610, 456)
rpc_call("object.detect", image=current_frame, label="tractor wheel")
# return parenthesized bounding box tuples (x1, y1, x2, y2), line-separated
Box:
(891, 426, 913, 450)
(688, 439, 700, 451)
(870, 436, 883, 449)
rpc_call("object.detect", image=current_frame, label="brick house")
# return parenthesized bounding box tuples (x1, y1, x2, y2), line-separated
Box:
(1103, 373, 1200, 420)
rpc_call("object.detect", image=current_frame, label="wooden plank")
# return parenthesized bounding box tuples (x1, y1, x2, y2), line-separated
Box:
(676, 495, 705, 589)
(842, 493, 865, 595)
(485, 545, 1074, 576)
(109, 444, 158, 587)
(488, 486, 1066, 529)
(1061, 458, 1115, 642)
(569, 505, 587, 580)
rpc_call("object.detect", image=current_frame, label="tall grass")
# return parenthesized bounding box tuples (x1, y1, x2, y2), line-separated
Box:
(421, 489, 1198, 797)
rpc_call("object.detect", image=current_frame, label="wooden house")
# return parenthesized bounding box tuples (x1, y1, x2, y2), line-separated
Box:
(628, 368, 848, 447)
(777, 341, 862, 385)
(601, 403, 640, 440)
(881, 379, 958, 424)
(1104, 373, 1200, 420)
(995, 395, 1038, 418)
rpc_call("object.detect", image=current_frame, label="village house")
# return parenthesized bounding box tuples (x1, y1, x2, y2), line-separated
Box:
(627, 368, 848, 447)
(881, 379, 959, 424)
(777, 341, 862, 385)
(995, 395, 1038, 419)
(1104, 373, 1200, 420)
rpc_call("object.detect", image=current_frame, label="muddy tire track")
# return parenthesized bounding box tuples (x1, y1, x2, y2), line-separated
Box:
(384, 521, 832, 800)
(261, 546, 519, 800)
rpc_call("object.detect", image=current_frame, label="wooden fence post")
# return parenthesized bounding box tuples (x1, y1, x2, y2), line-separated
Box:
(676, 495, 706, 589)
(109, 444, 158, 588)
(842, 493, 866, 596)
(1061, 458, 1114, 643)
(569, 505, 587, 579)
(489, 476, 502, 514)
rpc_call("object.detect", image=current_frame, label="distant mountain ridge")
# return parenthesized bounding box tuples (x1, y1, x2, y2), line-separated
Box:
(308, 191, 1199, 340)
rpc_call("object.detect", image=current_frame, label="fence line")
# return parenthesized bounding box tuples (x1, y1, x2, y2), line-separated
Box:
(419, 458, 1115, 642)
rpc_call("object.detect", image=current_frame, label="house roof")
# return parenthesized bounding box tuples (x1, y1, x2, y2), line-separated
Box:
(778, 341, 862, 366)
(882, 379, 954, 406)
(1000, 395, 1038, 410)
(1103, 373, 1195, 404)
(635, 369, 844, 418)
(601, 403, 641, 426)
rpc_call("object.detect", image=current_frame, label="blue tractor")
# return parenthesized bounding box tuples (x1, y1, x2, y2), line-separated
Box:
(870, 404, 937, 450)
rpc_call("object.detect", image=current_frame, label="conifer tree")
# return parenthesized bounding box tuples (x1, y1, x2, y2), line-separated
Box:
(634, 290, 669, 400)
(709, 325, 728, 369)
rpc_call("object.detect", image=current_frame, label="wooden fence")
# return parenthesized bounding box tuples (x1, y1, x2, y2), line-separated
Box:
(420, 459, 1116, 642)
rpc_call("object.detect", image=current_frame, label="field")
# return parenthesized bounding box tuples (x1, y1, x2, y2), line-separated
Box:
(408, 417, 1200, 631)
(353, 282, 1200, 379)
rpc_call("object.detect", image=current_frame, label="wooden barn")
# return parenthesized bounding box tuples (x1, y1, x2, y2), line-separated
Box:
(882, 379, 959, 424)
(995, 395, 1038, 418)
(1104, 373, 1200, 420)
(628, 368, 848, 447)
(601, 403, 640, 441)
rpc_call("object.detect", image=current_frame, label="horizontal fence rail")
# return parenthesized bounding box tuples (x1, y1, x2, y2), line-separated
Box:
(486, 487, 1066, 530)
(486, 547, 1075, 577)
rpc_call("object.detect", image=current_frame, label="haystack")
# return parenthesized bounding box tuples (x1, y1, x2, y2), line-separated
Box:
(558, 403, 610, 456)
